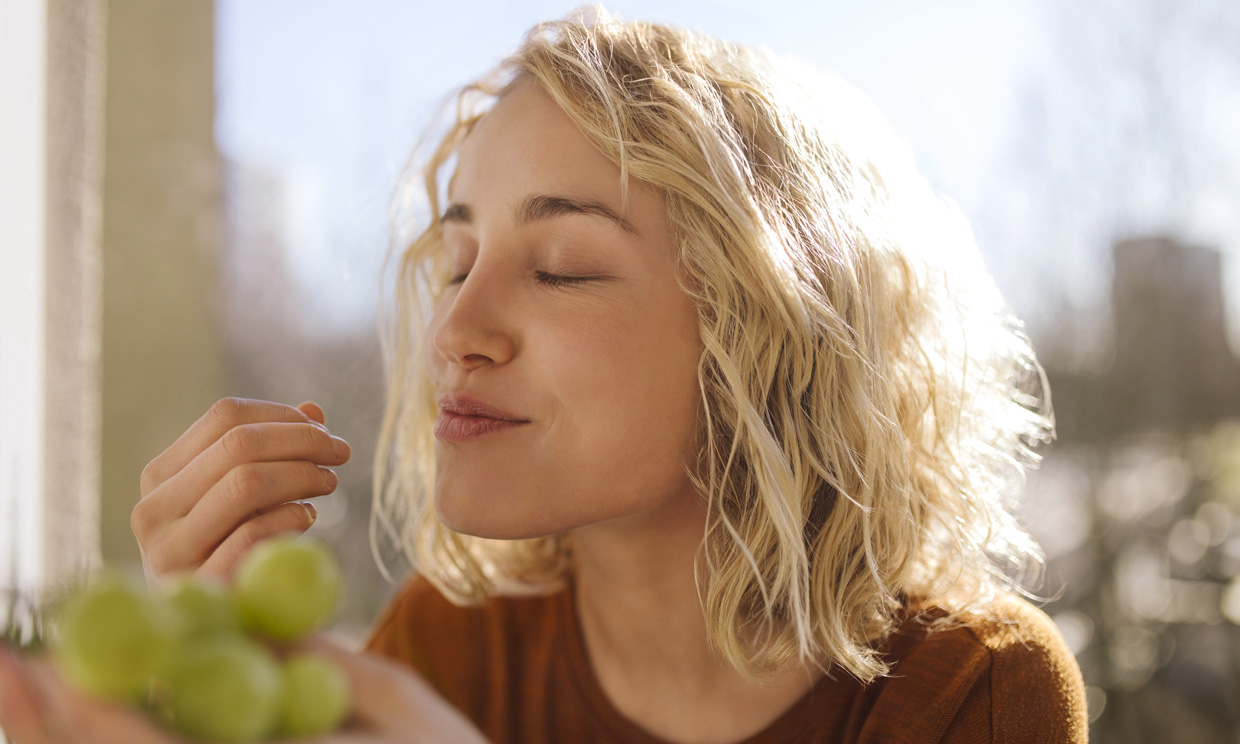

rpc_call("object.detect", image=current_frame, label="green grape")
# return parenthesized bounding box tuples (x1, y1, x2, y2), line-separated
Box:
(160, 574, 243, 640)
(50, 572, 177, 702)
(233, 537, 341, 641)
(160, 632, 283, 743)
(276, 653, 352, 738)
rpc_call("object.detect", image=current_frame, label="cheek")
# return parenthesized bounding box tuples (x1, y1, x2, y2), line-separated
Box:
(544, 298, 702, 484)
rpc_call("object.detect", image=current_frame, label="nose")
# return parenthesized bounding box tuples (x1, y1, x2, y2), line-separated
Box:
(430, 264, 517, 372)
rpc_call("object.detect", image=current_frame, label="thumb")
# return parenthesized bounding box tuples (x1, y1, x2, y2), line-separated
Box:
(13, 652, 173, 744)
(294, 635, 416, 723)
(297, 401, 327, 427)
(294, 635, 488, 741)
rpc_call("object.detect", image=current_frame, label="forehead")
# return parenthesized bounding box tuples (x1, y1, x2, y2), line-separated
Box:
(450, 79, 626, 210)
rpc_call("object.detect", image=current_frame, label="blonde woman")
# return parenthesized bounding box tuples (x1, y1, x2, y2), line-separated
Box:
(0, 7, 1087, 744)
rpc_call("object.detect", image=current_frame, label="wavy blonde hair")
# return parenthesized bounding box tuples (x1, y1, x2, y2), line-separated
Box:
(372, 6, 1053, 683)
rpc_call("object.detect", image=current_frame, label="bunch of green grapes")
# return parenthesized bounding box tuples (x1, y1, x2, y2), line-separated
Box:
(49, 536, 350, 742)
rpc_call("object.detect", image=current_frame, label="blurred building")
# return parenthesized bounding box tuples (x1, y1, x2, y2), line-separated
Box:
(1112, 237, 1240, 432)
(1051, 236, 1240, 442)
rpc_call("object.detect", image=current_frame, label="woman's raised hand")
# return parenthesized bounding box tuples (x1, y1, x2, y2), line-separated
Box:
(131, 398, 351, 583)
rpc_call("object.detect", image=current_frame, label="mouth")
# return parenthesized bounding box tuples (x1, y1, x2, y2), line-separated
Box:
(436, 392, 527, 422)
(433, 410, 530, 443)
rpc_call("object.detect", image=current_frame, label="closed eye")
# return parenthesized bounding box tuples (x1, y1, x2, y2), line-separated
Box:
(445, 271, 605, 288)
(535, 271, 599, 288)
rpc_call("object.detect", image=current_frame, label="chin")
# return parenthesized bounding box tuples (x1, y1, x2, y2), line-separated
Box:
(433, 488, 578, 541)
(437, 514, 549, 541)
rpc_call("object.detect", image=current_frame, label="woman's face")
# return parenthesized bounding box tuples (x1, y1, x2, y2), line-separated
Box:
(424, 79, 704, 539)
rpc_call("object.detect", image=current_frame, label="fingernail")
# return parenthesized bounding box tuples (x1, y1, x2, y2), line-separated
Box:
(322, 468, 338, 489)
(302, 502, 318, 523)
(331, 436, 350, 459)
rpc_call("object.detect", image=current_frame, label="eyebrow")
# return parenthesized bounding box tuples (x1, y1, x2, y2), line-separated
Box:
(440, 194, 639, 236)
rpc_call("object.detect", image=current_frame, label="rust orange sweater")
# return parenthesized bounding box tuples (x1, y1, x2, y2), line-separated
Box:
(364, 575, 1088, 743)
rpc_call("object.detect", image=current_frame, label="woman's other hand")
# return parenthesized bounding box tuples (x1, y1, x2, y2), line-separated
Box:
(0, 638, 490, 744)
(298, 634, 491, 744)
(131, 397, 351, 583)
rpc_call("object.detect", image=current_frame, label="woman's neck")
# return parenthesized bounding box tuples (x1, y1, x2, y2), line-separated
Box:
(569, 491, 822, 744)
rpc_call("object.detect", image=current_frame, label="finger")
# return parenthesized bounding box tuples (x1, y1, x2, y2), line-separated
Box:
(146, 457, 331, 575)
(298, 401, 326, 427)
(138, 421, 349, 528)
(24, 656, 179, 744)
(173, 458, 335, 553)
(196, 501, 320, 581)
(140, 398, 329, 497)
(0, 644, 55, 744)
(132, 421, 346, 579)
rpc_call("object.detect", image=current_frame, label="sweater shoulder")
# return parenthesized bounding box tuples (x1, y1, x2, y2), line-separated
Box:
(958, 594, 1075, 656)
(921, 594, 1089, 743)
(857, 594, 1088, 743)
(965, 594, 1089, 743)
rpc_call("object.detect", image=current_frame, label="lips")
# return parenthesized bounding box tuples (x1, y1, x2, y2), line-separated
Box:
(435, 392, 527, 421)
(434, 392, 530, 443)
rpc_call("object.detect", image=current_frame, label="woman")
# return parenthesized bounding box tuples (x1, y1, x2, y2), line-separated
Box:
(0, 7, 1087, 743)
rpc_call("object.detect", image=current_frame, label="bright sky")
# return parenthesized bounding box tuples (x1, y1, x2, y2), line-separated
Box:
(215, 0, 1039, 332)
(215, 0, 1240, 348)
